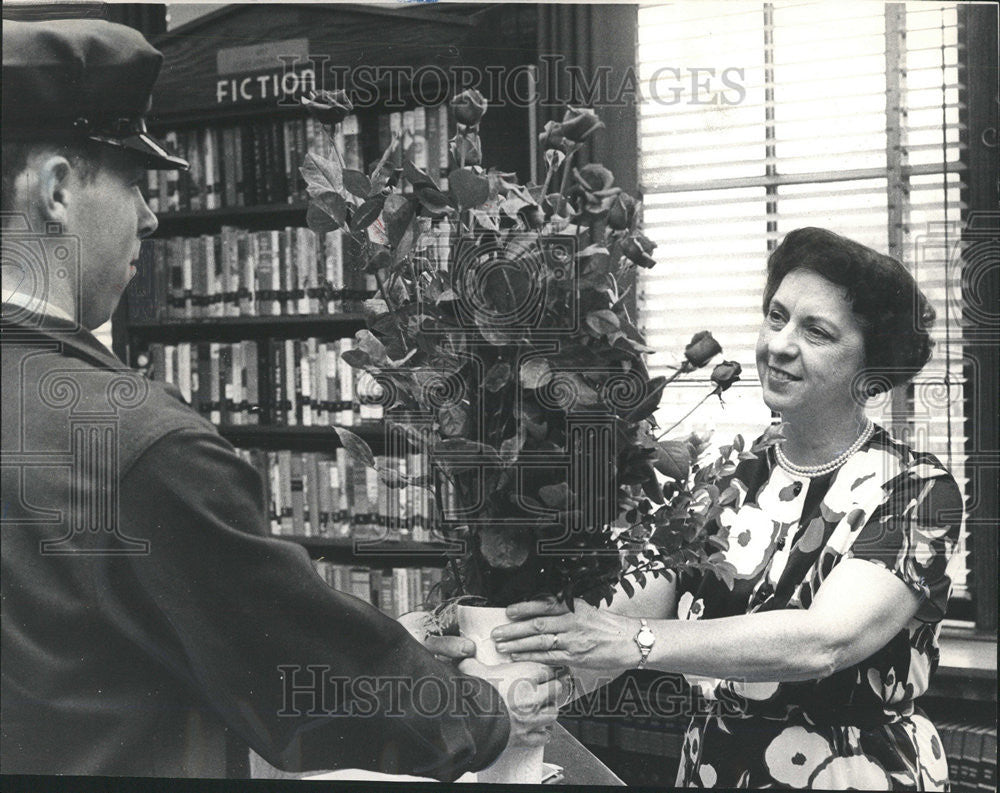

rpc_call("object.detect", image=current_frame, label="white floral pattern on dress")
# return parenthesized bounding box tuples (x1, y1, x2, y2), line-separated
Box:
(809, 754, 893, 789)
(718, 505, 781, 580)
(763, 725, 835, 787)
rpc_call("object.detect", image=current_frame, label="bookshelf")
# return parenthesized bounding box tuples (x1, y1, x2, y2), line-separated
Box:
(116, 3, 539, 622)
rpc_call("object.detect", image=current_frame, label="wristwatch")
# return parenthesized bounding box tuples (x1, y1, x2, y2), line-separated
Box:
(634, 619, 655, 669)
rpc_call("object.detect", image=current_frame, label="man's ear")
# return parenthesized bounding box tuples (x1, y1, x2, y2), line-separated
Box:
(34, 155, 73, 226)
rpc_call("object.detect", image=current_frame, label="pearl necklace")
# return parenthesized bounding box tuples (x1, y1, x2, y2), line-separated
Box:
(774, 418, 875, 479)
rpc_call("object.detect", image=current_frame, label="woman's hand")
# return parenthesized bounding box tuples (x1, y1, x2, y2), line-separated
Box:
(491, 598, 642, 671)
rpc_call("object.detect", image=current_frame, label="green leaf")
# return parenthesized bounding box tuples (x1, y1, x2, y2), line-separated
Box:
(654, 439, 691, 481)
(403, 158, 436, 190)
(733, 434, 745, 453)
(300, 151, 343, 195)
(449, 168, 490, 210)
(315, 191, 349, 228)
(538, 482, 570, 508)
(438, 405, 468, 437)
(334, 426, 375, 469)
(484, 360, 512, 392)
(356, 329, 387, 364)
(584, 309, 620, 338)
(340, 348, 373, 369)
(383, 194, 416, 249)
(499, 431, 524, 465)
(520, 358, 553, 389)
(306, 201, 339, 236)
(351, 194, 386, 233)
(415, 184, 452, 215)
(343, 169, 373, 199)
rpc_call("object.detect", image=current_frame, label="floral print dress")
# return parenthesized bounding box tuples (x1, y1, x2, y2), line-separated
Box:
(674, 425, 963, 790)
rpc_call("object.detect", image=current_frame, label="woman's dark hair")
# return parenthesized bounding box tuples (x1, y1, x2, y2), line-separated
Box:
(763, 227, 935, 396)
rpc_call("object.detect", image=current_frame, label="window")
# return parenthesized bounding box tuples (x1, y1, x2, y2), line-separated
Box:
(636, 2, 971, 607)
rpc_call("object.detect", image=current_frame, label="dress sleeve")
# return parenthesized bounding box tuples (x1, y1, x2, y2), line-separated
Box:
(845, 465, 963, 622)
(106, 428, 509, 781)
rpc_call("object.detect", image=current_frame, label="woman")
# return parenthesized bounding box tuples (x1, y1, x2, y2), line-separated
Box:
(491, 228, 963, 790)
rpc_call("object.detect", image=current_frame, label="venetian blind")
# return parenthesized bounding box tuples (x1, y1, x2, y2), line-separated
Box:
(635, 1, 969, 598)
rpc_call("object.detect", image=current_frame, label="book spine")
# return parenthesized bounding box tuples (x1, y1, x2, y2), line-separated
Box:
(221, 126, 237, 208)
(437, 104, 450, 191)
(202, 126, 216, 210)
(296, 227, 312, 315)
(164, 130, 180, 211)
(239, 231, 256, 316)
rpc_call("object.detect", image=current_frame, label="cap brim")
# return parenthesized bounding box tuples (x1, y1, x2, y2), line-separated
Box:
(88, 131, 189, 171)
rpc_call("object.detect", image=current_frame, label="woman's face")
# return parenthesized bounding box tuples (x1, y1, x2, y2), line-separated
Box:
(755, 268, 867, 422)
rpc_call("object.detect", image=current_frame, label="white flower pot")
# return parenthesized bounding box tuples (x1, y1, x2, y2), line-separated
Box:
(456, 604, 548, 784)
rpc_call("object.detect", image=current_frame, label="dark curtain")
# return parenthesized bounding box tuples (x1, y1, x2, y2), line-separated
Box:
(957, 4, 999, 634)
(536, 4, 639, 196)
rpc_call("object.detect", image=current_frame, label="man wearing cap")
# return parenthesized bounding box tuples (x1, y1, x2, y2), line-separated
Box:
(1, 19, 561, 779)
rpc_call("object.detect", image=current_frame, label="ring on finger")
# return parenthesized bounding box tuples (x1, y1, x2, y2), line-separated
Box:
(550, 633, 559, 650)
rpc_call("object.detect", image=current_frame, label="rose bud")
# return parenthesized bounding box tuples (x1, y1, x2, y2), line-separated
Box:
(538, 120, 566, 150)
(684, 331, 723, 368)
(301, 88, 353, 127)
(560, 106, 605, 142)
(518, 203, 545, 230)
(607, 193, 638, 231)
(449, 131, 482, 167)
(451, 88, 488, 127)
(711, 360, 743, 392)
(621, 232, 657, 268)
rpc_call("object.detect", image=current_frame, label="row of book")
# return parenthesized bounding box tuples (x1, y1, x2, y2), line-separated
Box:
(145, 105, 453, 213)
(235, 448, 440, 541)
(144, 338, 382, 426)
(313, 561, 444, 619)
(560, 714, 685, 787)
(938, 721, 997, 793)
(129, 221, 454, 322)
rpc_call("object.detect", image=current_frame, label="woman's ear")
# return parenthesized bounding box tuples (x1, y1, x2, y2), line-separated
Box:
(34, 155, 73, 226)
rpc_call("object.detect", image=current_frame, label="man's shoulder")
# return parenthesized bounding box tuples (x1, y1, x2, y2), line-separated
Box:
(2, 337, 219, 465)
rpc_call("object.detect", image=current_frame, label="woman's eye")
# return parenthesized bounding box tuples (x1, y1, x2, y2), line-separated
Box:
(767, 310, 785, 325)
(807, 326, 829, 339)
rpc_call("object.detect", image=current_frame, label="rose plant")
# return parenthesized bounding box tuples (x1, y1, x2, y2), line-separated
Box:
(299, 88, 749, 607)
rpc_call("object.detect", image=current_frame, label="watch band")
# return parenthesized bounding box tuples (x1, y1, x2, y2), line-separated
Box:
(635, 618, 654, 670)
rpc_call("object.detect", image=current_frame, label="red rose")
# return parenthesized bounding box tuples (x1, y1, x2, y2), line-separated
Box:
(621, 232, 657, 268)
(560, 106, 604, 142)
(301, 89, 353, 126)
(711, 361, 742, 392)
(684, 331, 723, 368)
(451, 89, 488, 127)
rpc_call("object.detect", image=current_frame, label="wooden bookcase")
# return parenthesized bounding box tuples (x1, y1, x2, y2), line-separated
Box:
(114, 2, 539, 614)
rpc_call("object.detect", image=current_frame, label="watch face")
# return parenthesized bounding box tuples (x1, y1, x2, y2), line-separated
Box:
(637, 627, 655, 648)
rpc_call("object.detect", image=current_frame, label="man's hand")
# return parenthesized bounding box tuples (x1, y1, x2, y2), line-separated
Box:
(458, 658, 565, 748)
(397, 610, 475, 662)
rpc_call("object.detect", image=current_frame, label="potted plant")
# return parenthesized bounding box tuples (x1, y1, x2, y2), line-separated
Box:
(299, 87, 748, 782)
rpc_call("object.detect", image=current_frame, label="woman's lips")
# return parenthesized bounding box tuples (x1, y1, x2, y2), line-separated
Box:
(768, 366, 800, 383)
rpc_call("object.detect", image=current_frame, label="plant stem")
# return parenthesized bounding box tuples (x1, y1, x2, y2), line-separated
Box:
(433, 469, 466, 596)
(327, 127, 345, 169)
(657, 388, 719, 439)
(372, 262, 408, 352)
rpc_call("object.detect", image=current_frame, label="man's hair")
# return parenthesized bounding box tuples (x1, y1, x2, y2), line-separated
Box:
(763, 227, 936, 396)
(1, 137, 100, 211)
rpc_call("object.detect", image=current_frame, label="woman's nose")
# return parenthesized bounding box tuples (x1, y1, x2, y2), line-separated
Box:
(768, 324, 798, 358)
